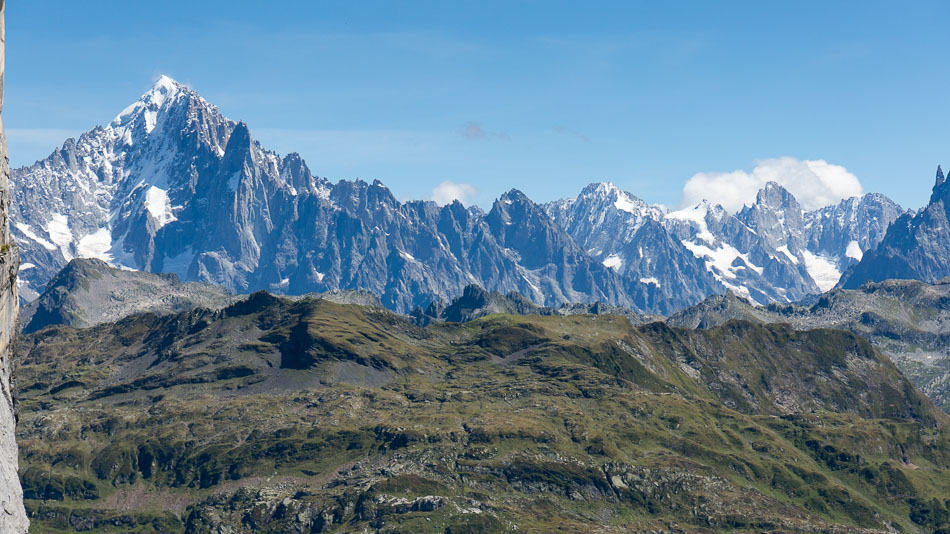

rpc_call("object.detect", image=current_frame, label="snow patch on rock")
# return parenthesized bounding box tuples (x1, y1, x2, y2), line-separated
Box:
(15, 223, 56, 252)
(776, 245, 798, 264)
(802, 250, 841, 292)
(77, 228, 114, 261)
(668, 201, 715, 243)
(602, 254, 622, 270)
(845, 240, 863, 261)
(144, 186, 177, 228)
(46, 214, 72, 248)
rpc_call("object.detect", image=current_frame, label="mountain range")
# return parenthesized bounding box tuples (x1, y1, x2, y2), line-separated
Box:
(10, 77, 908, 315)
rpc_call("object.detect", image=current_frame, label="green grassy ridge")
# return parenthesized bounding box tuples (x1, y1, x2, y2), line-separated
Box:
(15, 295, 950, 532)
(668, 280, 950, 412)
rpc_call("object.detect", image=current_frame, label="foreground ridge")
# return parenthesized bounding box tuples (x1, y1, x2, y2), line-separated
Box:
(15, 290, 950, 532)
(27, 257, 950, 414)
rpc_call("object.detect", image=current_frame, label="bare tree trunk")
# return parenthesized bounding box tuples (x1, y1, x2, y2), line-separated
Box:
(0, 0, 29, 530)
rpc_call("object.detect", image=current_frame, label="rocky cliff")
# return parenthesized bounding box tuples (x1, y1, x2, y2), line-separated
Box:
(21, 258, 236, 334)
(0, 1, 29, 531)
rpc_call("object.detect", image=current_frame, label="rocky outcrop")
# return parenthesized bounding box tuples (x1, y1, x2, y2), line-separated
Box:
(0, 1, 29, 531)
(411, 284, 555, 325)
(21, 258, 236, 334)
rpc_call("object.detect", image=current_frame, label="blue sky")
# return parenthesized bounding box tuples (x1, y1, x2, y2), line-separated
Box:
(6, 1, 950, 210)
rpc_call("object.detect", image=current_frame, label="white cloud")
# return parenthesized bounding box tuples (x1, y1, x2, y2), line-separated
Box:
(681, 157, 863, 212)
(431, 181, 477, 206)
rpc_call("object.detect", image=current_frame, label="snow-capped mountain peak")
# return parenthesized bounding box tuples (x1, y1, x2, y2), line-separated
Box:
(10, 76, 238, 298)
(114, 76, 186, 121)
(110, 76, 207, 143)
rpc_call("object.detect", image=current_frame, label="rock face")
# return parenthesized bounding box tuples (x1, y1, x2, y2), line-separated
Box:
(411, 284, 555, 325)
(0, 1, 29, 531)
(411, 283, 659, 326)
(840, 166, 950, 289)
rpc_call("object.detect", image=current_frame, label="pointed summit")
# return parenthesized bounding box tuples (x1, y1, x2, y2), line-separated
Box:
(152, 74, 184, 92)
(581, 181, 621, 197)
(110, 75, 204, 136)
(756, 181, 796, 207)
(498, 188, 530, 205)
(842, 165, 950, 289)
(226, 121, 252, 151)
(932, 164, 950, 204)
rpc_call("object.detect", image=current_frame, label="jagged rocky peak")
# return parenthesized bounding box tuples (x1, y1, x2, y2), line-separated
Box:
(496, 188, 530, 207)
(113, 75, 189, 132)
(740, 182, 803, 228)
(932, 164, 950, 203)
(9, 74, 245, 298)
(578, 181, 651, 211)
(488, 189, 551, 241)
(758, 181, 799, 208)
(108, 75, 235, 160)
(840, 164, 950, 289)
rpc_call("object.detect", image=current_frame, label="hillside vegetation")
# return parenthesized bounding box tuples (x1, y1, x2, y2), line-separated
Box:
(16, 293, 950, 533)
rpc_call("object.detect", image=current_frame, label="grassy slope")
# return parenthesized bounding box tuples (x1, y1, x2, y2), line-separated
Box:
(668, 281, 950, 412)
(16, 295, 950, 533)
